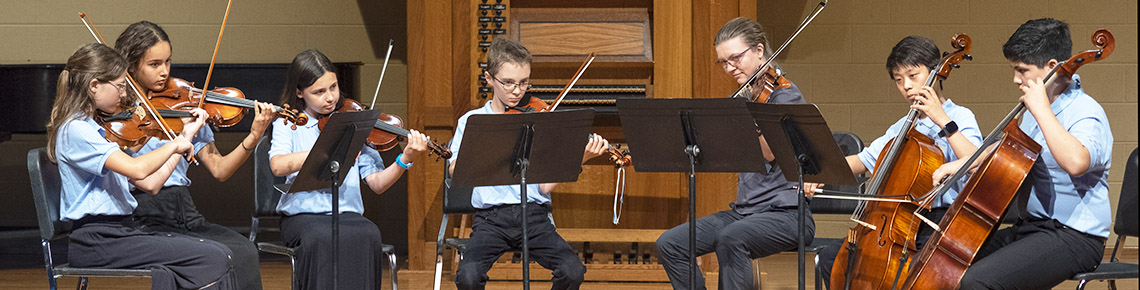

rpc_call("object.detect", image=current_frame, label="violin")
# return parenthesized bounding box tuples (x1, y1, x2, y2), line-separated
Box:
(97, 104, 173, 149)
(830, 33, 972, 290)
(148, 77, 308, 129)
(317, 98, 452, 159)
(749, 66, 792, 103)
(80, 13, 189, 158)
(900, 29, 1114, 290)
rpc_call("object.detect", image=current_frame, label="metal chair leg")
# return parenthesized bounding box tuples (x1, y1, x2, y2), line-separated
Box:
(1076, 279, 1089, 290)
(43, 240, 58, 290)
(289, 254, 297, 290)
(388, 251, 399, 290)
(1109, 280, 1117, 290)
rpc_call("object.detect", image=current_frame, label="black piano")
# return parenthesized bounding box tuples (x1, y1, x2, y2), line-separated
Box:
(0, 62, 362, 140)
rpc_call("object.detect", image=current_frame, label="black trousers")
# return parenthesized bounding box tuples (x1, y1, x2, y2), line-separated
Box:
(655, 207, 810, 290)
(958, 218, 1104, 289)
(281, 213, 384, 290)
(68, 216, 237, 290)
(455, 203, 586, 290)
(133, 186, 263, 290)
(816, 207, 947, 290)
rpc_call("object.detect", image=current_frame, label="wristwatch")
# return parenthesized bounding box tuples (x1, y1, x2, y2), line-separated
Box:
(938, 121, 959, 137)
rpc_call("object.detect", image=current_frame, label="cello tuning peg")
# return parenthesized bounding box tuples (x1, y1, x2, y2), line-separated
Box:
(964, 54, 973, 60)
(951, 64, 960, 68)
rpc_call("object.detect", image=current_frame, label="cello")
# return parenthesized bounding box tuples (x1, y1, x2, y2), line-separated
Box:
(900, 29, 1115, 290)
(830, 33, 973, 290)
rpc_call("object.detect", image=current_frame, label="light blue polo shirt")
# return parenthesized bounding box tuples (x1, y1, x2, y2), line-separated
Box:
(269, 118, 385, 215)
(857, 99, 984, 208)
(449, 101, 549, 209)
(55, 116, 137, 221)
(1015, 74, 1113, 238)
(131, 125, 213, 187)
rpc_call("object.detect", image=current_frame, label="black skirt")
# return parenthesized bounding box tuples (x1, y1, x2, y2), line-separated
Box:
(68, 216, 237, 290)
(133, 186, 263, 290)
(281, 212, 384, 290)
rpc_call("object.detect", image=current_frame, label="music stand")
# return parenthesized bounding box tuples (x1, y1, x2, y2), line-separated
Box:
(278, 109, 380, 290)
(747, 102, 856, 290)
(451, 109, 595, 289)
(616, 98, 768, 287)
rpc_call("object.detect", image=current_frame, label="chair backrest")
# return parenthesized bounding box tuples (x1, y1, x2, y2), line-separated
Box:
(810, 132, 864, 214)
(1114, 147, 1138, 237)
(442, 157, 476, 215)
(253, 135, 285, 218)
(27, 147, 70, 241)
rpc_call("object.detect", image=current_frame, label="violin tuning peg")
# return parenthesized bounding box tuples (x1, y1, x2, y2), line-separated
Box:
(964, 54, 973, 60)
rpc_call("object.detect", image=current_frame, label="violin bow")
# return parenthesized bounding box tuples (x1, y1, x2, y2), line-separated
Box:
(198, 0, 235, 110)
(369, 39, 396, 109)
(79, 13, 198, 164)
(729, 0, 827, 99)
(547, 52, 596, 112)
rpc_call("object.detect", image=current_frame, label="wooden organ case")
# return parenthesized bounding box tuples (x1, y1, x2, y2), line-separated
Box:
(409, 0, 759, 283)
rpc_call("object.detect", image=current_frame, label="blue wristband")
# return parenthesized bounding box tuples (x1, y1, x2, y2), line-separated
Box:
(395, 153, 413, 169)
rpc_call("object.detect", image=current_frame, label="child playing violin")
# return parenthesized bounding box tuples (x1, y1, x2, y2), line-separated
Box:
(47, 43, 235, 290)
(448, 37, 609, 290)
(654, 17, 809, 290)
(269, 49, 431, 290)
(807, 35, 983, 289)
(948, 18, 1112, 289)
(114, 20, 275, 290)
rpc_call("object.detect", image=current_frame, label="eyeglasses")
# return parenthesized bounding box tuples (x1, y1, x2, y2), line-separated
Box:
(490, 74, 532, 91)
(714, 47, 753, 68)
(104, 80, 127, 93)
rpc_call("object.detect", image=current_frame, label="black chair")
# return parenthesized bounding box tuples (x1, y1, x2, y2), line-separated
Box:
(1068, 147, 1139, 290)
(433, 156, 477, 290)
(249, 136, 399, 290)
(28, 147, 153, 290)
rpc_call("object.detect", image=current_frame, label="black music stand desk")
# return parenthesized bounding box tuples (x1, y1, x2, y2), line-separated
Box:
(277, 109, 380, 290)
(748, 102, 856, 290)
(617, 97, 767, 287)
(451, 109, 595, 290)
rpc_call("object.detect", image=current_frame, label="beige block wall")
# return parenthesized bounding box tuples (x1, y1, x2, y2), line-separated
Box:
(0, 0, 409, 116)
(758, 0, 1137, 246)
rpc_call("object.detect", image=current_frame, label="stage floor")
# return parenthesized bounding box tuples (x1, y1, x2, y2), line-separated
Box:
(1, 251, 1134, 290)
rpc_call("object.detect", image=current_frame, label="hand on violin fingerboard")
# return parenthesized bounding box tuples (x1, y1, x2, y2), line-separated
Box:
(583, 134, 610, 164)
(179, 108, 209, 138)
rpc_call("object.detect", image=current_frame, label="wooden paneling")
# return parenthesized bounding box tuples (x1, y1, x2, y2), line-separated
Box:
(511, 8, 652, 62)
(407, 0, 758, 274)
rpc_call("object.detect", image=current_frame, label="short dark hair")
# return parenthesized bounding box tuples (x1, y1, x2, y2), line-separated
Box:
(886, 36, 941, 77)
(485, 37, 531, 77)
(279, 49, 341, 113)
(1003, 18, 1071, 67)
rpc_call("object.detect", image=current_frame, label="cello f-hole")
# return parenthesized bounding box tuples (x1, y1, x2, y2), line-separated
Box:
(878, 214, 889, 247)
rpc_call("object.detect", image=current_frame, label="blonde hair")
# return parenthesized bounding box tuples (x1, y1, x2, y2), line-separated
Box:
(46, 43, 128, 162)
(715, 17, 776, 65)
